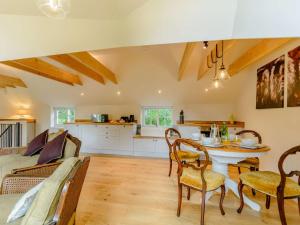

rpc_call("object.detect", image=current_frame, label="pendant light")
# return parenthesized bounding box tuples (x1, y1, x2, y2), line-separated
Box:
(37, 0, 71, 19)
(213, 59, 221, 89)
(217, 41, 230, 80)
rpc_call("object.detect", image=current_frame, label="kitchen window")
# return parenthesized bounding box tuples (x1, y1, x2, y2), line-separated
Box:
(142, 107, 173, 127)
(53, 107, 75, 125)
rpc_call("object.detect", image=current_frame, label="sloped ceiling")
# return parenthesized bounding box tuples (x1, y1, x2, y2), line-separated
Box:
(0, 39, 260, 107)
(0, 0, 300, 61)
(0, 0, 149, 20)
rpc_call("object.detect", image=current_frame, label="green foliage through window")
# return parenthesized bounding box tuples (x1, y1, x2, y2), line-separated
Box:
(143, 107, 173, 127)
(54, 107, 75, 125)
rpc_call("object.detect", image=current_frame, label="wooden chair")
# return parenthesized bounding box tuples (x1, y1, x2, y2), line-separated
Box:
(237, 146, 300, 225)
(165, 128, 200, 176)
(173, 138, 226, 225)
(1, 157, 90, 225)
(231, 130, 261, 195)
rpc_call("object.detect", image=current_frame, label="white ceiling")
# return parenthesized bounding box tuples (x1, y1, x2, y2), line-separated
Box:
(0, 0, 149, 20)
(0, 39, 260, 108)
(1, 0, 300, 61)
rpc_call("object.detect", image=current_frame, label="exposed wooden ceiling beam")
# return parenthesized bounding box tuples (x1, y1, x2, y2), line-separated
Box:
(178, 42, 198, 81)
(197, 40, 236, 80)
(1, 58, 82, 86)
(49, 54, 105, 84)
(228, 38, 293, 76)
(2, 61, 73, 86)
(0, 74, 27, 88)
(71, 52, 118, 84)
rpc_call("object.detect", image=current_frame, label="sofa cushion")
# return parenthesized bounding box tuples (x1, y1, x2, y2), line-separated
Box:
(21, 157, 80, 225)
(24, 130, 48, 156)
(47, 130, 64, 142)
(0, 155, 39, 184)
(63, 138, 77, 159)
(7, 182, 44, 223)
(37, 131, 68, 165)
(0, 194, 23, 225)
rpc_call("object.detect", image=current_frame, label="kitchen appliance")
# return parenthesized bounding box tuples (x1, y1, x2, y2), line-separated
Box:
(91, 114, 101, 122)
(91, 114, 109, 123)
(129, 115, 135, 122)
(101, 114, 109, 123)
(120, 116, 129, 122)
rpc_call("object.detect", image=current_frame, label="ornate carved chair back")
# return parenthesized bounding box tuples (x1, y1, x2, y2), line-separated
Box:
(165, 128, 181, 156)
(173, 138, 209, 188)
(236, 130, 262, 144)
(277, 145, 300, 195)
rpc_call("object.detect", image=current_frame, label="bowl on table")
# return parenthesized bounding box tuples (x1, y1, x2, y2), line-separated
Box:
(202, 137, 214, 146)
(240, 138, 257, 147)
(191, 133, 201, 141)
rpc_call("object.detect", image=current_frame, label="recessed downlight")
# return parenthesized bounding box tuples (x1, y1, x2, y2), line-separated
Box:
(80, 92, 85, 96)
(117, 91, 121, 96)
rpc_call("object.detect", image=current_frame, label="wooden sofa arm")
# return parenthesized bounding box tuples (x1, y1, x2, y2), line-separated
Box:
(12, 162, 62, 176)
(1, 174, 46, 195)
(0, 147, 27, 156)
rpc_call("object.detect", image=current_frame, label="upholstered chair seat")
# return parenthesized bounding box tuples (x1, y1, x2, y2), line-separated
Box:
(165, 128, 200, 177)
(237, 146, 300, 225)
(170, 150, 200, 162)
(240, 171, 300, 197)
(180, 167, 225, 191)
(173, 138, 226, 225)
(0, 194, 23, 225)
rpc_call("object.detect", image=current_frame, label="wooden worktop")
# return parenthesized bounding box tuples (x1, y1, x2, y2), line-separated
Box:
(177, 120, 245, 128)
(0, 118, 36, 123)
(65, 121, 136, 126)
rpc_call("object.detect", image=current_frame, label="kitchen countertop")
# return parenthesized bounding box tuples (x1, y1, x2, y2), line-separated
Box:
(177, 121, 245, 128)
(133, 135, 165, 139)
(65, 121, 136, 126)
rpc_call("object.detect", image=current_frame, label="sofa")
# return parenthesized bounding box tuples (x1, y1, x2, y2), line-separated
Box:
(0, 133, 81, 184)
(0, 156, 90, 225)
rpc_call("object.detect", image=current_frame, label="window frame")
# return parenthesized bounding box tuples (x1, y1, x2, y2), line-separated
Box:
(53, 107, 75, 126)
(141, 106, 173, 128)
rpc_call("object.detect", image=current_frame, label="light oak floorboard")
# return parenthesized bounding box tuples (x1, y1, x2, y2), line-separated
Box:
(76, 156, 299, 225)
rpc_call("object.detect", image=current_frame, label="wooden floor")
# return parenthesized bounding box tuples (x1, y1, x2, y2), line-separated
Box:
(76, 156, 299, 225)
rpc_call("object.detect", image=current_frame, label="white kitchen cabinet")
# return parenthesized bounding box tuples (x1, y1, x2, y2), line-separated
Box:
(119, 125, 134, 151)
(64, 124, 80, 138)
(133, 138, 168, 158)
(81, 125, 103, 150)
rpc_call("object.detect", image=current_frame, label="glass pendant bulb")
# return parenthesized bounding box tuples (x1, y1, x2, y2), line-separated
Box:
(37, 0, 71, 19)
(218, 64, 230, 80)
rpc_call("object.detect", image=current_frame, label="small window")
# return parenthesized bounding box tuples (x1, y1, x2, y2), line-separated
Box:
(142, 107, 173, 127)
(54, 107, 75, 125)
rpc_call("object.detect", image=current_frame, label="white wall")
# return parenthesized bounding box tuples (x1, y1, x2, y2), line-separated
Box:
(235, 39, 300, 173)
(0, 88, 51, 134)
(76, 103, 234, 123)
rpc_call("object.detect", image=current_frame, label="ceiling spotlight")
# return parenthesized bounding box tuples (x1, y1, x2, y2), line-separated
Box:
(80, 92, 85, 96)
(205, 88, 209, 92)
(203, 41, 209, 49)
(158, 90, 162, 94)
(117, 91, 121, 96)
(213, 80, 220, 89)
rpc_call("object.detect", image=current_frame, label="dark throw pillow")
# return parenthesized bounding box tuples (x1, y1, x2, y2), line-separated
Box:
(24, 129, 49, 156)
(37, 130, 68, 165)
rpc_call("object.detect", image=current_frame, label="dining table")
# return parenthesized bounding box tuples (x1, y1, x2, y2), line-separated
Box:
(195, 142, 271, 212)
